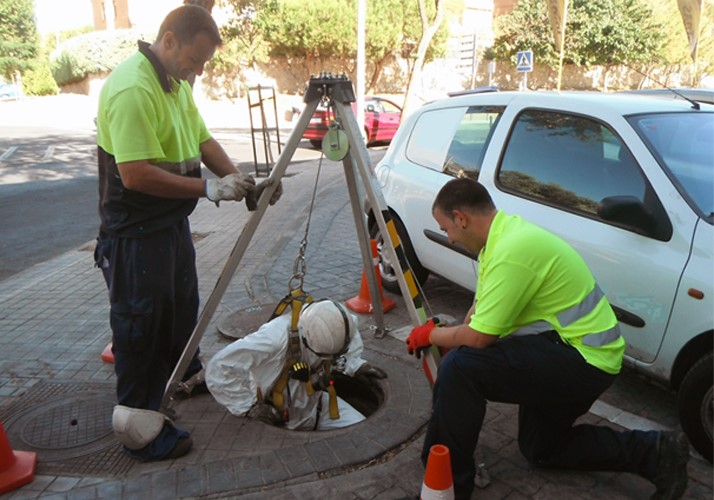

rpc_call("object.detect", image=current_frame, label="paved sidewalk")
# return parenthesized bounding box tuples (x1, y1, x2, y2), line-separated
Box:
(0, 97, 711, 499)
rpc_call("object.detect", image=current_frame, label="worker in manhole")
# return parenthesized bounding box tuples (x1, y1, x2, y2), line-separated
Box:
(206, 300, 387, 430)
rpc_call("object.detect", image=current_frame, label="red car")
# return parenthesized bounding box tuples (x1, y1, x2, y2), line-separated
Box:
(303, 96, 402, 149)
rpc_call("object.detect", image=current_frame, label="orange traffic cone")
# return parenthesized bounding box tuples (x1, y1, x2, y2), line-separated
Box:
(421, 444, 454, 500)
(345, 240, 396, 314)
(101, 341, 114, 363)
(0, 421, 36, 495)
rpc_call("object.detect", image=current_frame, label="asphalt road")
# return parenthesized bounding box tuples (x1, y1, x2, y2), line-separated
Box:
(0, 121, 353, 282)
(0, 128, 99, 281)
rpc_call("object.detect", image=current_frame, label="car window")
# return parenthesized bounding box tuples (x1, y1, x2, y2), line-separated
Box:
(406, 105, 503, 178)
(628, 112, 713, 219)
(443, 106, 504, 180)
(366, 100, 384, 113)
(381, 100, 401, 113)
(497, 109, 669, 237)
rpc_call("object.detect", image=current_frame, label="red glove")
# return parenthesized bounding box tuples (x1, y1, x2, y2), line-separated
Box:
(406, 319, 437, 358)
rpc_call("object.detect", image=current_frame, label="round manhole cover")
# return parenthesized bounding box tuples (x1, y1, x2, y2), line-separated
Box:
(6, 391, 117, 461)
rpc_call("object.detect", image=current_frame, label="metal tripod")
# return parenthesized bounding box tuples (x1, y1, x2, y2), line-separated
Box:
(160, 73, 435, 415)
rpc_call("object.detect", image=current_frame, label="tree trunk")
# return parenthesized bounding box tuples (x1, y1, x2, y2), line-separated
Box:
(402, 0, 445, 115)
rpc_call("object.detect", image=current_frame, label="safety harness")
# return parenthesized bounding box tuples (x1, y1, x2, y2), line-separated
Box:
(263, 147, 340, 425)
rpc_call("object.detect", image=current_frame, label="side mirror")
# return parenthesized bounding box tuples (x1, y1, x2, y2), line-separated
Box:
(598, 196, 659, 235)
(366, 104, 375, 112)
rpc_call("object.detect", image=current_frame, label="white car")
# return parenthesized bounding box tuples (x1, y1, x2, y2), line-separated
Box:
(367, 90, 713, 461)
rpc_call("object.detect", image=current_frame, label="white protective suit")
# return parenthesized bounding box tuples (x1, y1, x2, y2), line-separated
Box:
(206, 314, 367, 430)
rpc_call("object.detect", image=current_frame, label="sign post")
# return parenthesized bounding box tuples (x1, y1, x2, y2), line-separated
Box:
(516, 50, 533, 90)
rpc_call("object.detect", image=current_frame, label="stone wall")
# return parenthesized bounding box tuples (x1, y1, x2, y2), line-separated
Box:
(62, 57, 699, 101)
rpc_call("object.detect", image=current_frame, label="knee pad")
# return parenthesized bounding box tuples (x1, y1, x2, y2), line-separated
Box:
(112, 405, 168, 450)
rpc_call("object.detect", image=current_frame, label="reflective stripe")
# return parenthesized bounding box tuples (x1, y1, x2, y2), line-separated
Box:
(582, 324, 622, 347)
(511, 320, 552, 336)
(557, 285, 605, 327)
(152, 156, 201, 176)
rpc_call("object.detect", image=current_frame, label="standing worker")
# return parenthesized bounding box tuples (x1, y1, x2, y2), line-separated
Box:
(406, 178, 689, 499)
(94, 5, 280, 461)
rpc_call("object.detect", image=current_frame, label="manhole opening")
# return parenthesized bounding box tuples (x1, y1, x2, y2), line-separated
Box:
(332, 372, 384, 417)
(260, 371, 385, 431)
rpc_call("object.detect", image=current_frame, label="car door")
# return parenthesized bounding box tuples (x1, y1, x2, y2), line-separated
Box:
(371, 99, 402, 142)
(382, 104, 505, 289)
(480, 104, 696, 364)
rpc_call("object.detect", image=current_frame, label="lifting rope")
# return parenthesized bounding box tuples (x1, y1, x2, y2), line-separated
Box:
(266, 142, 340, 421)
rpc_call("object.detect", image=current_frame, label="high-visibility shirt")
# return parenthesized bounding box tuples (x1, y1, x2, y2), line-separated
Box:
(96, 41, 212, 237)
(470, 211, 625, 374)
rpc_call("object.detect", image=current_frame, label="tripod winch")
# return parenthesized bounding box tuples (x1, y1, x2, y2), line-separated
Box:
(160, 73, 439, 415)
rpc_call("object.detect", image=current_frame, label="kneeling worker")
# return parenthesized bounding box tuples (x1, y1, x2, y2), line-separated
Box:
(207, 300, 386, 430)
(406, 178, 690, 500)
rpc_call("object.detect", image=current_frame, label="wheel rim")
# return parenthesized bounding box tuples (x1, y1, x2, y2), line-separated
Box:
(375, 233, 398, 287)
(702, 384, 714, 443)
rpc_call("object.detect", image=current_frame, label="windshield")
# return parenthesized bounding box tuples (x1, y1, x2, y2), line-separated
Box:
(629, 112, 714, 219)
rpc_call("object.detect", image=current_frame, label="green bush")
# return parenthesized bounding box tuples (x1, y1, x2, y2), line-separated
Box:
(22, 61, 59, 96)
(50, 29, 153, 86)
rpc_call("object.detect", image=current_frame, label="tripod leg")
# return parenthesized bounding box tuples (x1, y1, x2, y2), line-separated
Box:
(342, 153, 386, 336)
(160, 98, 321, 413)
(332, 100, 442, 384)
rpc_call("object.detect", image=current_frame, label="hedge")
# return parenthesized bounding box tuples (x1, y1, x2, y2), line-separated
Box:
(50, 29, 154, 86)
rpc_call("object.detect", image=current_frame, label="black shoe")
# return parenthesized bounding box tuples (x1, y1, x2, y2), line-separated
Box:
(165, 435, 193, 460)
(650, 431, 689, 500)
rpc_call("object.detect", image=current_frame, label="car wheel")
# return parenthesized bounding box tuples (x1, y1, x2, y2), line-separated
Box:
(309, 139, 322, 149)
(369, 216, 428, 294)
(677, 350, 713, 463)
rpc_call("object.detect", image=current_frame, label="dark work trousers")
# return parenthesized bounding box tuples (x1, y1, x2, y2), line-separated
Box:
(95, 218, 202, 460)
(422, 332, 659, 500)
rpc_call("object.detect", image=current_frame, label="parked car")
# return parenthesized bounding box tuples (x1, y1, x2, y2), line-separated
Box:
(367, 90, 713, 461)
(0, 82, 21, 101)
(303, 96, 402, 149)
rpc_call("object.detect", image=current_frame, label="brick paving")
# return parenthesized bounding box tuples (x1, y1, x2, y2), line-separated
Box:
(0, 96, 711, 499)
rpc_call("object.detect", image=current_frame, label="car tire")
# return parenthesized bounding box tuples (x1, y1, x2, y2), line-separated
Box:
(677, 350, 713, 463)
(369, 215, 428, 294)
(309, 139, 322, 149)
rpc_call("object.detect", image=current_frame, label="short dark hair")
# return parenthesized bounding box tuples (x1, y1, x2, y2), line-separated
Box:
(432, 178, 496, 216)
(157, 5, 222, 47)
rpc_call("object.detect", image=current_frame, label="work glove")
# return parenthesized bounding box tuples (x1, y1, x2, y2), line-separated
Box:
(406, 318, 439, 358)
(244, 178, 283, 211)
(257, 178, 283, 206)
(205, 172, 255, 203)
(288, 361, 310, 382)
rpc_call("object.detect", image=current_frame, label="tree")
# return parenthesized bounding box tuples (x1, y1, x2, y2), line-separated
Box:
(214, 0, 456, 95)
(644, 0, 714, 86)
(567, 0, 665, 89)
(492, 0, 666, 89)
(402, 0, 457, 114)
(0, 0, 40, 81)
(206, 1, 272, 98)
(492, 0, 558, 68)
(364, 0, 405, 92)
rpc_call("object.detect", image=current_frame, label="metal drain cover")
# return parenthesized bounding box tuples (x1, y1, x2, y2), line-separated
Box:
(12, 391, 115, 460)
(0, 381, 134, 476)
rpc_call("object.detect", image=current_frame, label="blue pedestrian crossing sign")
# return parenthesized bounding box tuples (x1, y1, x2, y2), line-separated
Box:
(516, 50, 533, 72)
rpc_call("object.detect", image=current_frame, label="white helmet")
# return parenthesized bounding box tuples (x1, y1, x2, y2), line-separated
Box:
(299, 300, 354, 357)
(112, 405, 168, 450)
